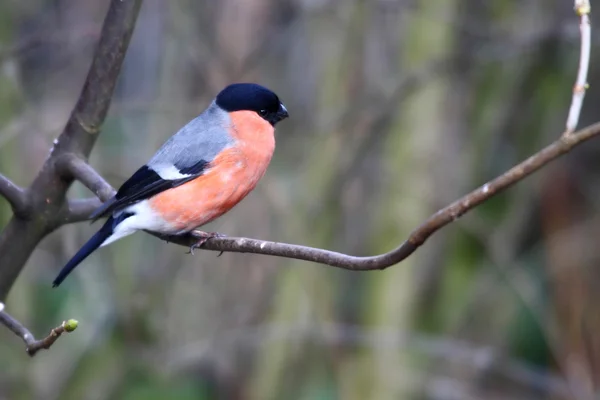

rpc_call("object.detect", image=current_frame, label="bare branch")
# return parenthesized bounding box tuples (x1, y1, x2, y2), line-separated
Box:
(565, 0, 591, 134)
(62, 198, 105, 224)
(0, 0, 142, 301)
(0, 302, 78, 357)
(60, 122, 600, 271)
(55, 155, 115, 223)
(0, 174, 29, 216)
(155, 121, 600, 270)
(56, 154, 116, 201)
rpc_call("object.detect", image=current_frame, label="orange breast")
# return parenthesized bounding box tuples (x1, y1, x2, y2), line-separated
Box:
(148, 111, 275, 232)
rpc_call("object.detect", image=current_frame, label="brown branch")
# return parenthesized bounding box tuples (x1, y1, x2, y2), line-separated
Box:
(0, 0, 142, 301)
(0, 174, 29, 217)
(59, 121, 600, 271)
(62, 198, 105, 224)
(153, 121, 600, 270)
(0, 302, 78, 357)
(56, 154, 116, 201)
(56, 156, 116, 223)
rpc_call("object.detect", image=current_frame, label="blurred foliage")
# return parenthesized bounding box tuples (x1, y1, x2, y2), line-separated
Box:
(1, 0, 600, 399)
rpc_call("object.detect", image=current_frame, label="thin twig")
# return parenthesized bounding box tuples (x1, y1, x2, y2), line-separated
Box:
(66, 122, 600, 271)
(0, 302, 78, 357)
(565, 0, 591, 135)
(0, 174, 29, 217)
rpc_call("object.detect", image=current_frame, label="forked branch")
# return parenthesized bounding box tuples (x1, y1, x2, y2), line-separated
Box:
(56, 154, 116, 201)
(0, 174, 29, 217)
(0, 0, 142, 301)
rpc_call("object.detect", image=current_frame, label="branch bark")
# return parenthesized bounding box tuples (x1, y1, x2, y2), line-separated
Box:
(64, 121, 600, 271)
(62, 198, 106, 224)
(0, 303, 78, 357)
(56, 154, 116, 201)
(0, 174, 29, 217)
(0, 0, 143, 301)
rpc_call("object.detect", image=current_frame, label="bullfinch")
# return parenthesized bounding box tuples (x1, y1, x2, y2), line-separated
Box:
(52, 83, 289, 287)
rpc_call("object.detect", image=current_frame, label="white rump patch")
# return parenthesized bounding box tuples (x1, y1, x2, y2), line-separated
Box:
(100, 201, 176, 247)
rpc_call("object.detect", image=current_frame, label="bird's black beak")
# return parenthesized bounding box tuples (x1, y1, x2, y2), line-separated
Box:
(274, 103, 289, 124)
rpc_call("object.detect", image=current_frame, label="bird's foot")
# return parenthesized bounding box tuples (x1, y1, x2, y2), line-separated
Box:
(187, 231, 227, 255)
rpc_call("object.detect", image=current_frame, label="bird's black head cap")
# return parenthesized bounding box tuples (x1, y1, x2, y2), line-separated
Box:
(216, 83, 289, 126)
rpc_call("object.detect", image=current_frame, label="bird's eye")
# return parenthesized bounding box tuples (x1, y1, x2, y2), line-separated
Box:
(258, 109, 268, 117)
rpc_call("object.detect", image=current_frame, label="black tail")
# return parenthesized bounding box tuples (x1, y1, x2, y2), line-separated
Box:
(52, 217, 116, 287)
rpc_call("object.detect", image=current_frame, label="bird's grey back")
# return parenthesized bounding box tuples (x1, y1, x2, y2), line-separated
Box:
(148, 102, 233, 170)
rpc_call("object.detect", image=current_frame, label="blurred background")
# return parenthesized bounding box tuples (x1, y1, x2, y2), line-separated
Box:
(1, 0, 600, 399)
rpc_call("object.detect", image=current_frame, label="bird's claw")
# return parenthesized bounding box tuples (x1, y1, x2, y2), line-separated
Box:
(187, 231, 227, 255)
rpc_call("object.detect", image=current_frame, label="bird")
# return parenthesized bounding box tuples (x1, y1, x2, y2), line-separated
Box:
(52, 83, 289, 287)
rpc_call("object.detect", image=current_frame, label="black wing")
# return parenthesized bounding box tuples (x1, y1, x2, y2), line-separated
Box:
(90, 160, 209, 221)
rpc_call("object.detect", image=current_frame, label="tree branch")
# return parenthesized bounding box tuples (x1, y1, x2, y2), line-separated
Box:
(565, 0, 591, 134)
(61, 122, 600, 270)
(62, 198, 105, 224)
(0, 302, 78, 357)
(0, 174, 29, 217)
(56, 154, 116, 201)
(56, 156, 116, 223)
(152, 121, 600, 270)
(0, 0, 143, 301)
